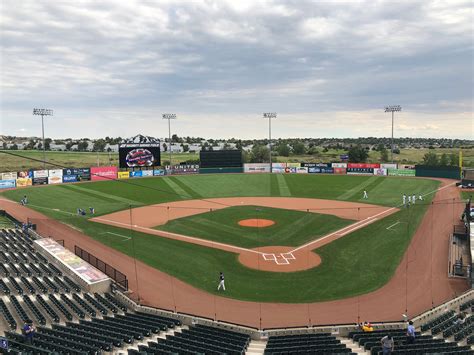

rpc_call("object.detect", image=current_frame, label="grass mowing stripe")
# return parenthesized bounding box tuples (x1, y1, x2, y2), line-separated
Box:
(162, 177, 192, 198)
(171, 176, 202, 199)
(62, 184, 144, 206)
(276, 174, 291, 196)
(337, 176, 379, 200)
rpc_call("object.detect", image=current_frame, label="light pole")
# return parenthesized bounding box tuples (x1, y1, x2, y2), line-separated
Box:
(384, 105, 401, 163)
(33, 108, 54, 169)
(263, 112, 277, 173)
(162, 113, 177, 170)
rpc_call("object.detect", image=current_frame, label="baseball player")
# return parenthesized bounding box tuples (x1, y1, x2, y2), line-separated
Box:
(412, 194, 416, 205)
(363, 190, 368, 199)
(217, 272, 225, 291)
(403, 194, 406, 206)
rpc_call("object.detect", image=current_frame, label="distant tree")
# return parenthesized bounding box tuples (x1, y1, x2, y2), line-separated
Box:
(2, 142, 7, 149)
(65, 142, 73, 151)
(292, 141, 306, 155)
(422, 151, 438, 166)
(10, 144, 18, 150)
(380, 148, 389, 163)
(236, 140, 243, 150)
(26, 139, 35, 150)
(37, 142, 42, 150)
(439, 153, 449, 166)
(182, 144, 189, 152)
(348, 145, 368, 163)
(93, 139, 106, 152)
(242, 150, 250, 163)
(162, 143, 167, 152)
(277, 144, 290, 157)
(323, 147, 329, 152)
(250, 144, 270, 163)
(44, 138, 52, 150)
(307, 146, 320, 156)
(449, 153, 459, 166)
(223, 142, 231, 150)
(77, 141, 89, 151)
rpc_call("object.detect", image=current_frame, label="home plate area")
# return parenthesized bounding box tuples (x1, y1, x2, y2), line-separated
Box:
(263, 252, 296, 265)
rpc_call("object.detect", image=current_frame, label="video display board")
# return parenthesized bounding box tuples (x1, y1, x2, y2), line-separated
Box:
(119, 144, 161, 168)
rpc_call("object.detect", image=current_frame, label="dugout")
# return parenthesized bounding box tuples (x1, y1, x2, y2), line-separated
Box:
(199, 150, 243, 173)
(415, 165, 461, 179)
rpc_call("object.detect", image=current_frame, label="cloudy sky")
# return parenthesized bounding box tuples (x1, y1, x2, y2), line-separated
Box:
(1, 0, 472, 139)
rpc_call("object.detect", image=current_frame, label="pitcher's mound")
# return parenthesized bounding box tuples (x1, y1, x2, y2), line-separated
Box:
(238, 219, 275, 228)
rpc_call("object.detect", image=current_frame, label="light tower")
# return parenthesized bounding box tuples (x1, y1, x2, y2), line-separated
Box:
(263, 112, 277, 173)
(33, 108, 54, 169)
(384, 105, 401, 163)
(162, 113, 177, 169)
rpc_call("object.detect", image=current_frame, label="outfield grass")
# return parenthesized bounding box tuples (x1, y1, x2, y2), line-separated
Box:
(1, 174, 440, 302)
(156, 205, 353, 248)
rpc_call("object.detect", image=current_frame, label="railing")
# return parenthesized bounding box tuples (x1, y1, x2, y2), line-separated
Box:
(74, 245, 128, 290)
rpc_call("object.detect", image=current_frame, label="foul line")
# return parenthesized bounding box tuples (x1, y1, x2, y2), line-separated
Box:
(92, 217, 262, 255)
(386, 221, 401, 230)
(100, 231, 131, 241)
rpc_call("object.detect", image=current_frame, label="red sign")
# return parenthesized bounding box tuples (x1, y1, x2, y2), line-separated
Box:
(333, 168, 347, 175)
(347, 163, 380, 169)
(91, 166, 118, 181)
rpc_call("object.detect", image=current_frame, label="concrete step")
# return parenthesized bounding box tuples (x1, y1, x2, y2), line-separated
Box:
(246, 339, 267, 355)
(339, 337, 369, 354)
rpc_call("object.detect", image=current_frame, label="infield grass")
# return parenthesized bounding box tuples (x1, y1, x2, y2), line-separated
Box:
(1, 174, 440, 302)
(156, 205, 353, 248)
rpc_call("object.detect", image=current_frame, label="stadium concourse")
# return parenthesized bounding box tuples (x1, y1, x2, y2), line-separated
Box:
(0, 178, 469, 331)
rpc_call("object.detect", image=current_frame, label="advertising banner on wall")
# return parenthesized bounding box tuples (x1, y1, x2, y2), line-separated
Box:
(166, 164, 200, 175)
(32, 177, 48, 185)
(141, 170, 153, 177)
(33, 170, 48, 178)
(308, 167, 334, 174)
(332, 163, 347, 168)
(48, 169, 63, 178)
(244, 163, 270, 173)
(302, 163, 330, 168)
(0, 180, 16, 189)
(333, 168, 347, 174)
(296, 167, 309, 174)
(388, 169, 416, 176)
(347, 167, 374, 175)
(1, 172, 17, 180)
(17, 171, 33, 179)
(62, 175, 78, 183)
(130, 171, 143, 178)
(398, 164, 415, 170)
(117, 171, 130, 179)
(153, 169, 165, 176)
(63, 168, 91, 181)
(271, 163, 286, 173)
(347, 163, 380, 169)
(16, 178, 32, 187)
(373, 168, 388, 176)
(48, 175, 63, 184)
(91, 166, 118, 181)
(381, 163, 397, 170)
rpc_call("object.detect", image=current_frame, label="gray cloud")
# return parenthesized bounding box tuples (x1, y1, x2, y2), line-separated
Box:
(1, 0, 472, 138)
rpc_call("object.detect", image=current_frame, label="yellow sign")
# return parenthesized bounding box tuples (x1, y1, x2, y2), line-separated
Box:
(118, 171, 130, 179)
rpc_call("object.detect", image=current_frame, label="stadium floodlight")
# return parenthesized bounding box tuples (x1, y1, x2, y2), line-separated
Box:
(384, 105, 402, 163)
(33, 108, 54, 169)
(262, 113, 277, 173)
(162, 113, 177, 168)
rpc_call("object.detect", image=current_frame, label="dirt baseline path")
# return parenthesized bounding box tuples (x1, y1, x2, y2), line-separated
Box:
(0, 179, 469, 329)
(92, 197, 396, 272)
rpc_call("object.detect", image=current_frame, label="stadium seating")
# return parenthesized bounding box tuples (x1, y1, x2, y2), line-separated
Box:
(264, 333, 352, 354)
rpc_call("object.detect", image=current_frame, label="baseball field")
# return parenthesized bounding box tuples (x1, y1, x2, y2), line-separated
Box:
(1, 174, 440, 303)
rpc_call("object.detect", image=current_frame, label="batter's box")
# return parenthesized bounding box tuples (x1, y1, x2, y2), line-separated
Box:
(262, 253, 277, 261)
(281, 252, 295, 260)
